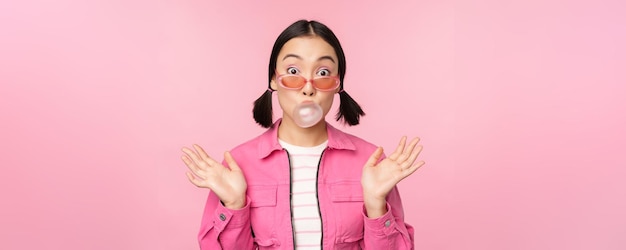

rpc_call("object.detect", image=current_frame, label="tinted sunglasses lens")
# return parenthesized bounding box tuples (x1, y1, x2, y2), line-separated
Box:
(313, 77, 338, 90)
(280, 76, 305, 88)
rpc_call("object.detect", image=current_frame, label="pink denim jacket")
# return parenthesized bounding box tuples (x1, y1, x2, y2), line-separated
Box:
(198, 119, 415, 249)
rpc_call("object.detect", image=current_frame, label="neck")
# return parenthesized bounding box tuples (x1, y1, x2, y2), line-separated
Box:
(278, 116, 328, 147)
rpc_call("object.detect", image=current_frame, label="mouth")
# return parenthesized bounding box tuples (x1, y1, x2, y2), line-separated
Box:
(292, 101, 323, 128)
(298, 102, 315, 115)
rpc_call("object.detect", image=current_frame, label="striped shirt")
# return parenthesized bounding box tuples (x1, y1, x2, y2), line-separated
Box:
(279, 139, 327, 249)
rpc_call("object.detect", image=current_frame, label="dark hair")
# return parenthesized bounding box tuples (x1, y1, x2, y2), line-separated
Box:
(253, 19, 365, 128)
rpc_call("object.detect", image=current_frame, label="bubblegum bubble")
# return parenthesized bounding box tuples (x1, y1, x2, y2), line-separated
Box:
(292, 101, 323, 128)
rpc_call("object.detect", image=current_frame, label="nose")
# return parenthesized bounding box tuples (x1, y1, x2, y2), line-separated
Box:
(301, 79, 316, 96)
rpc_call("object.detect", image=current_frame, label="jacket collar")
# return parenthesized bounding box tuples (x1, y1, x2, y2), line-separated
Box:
(257, 118, 356, 158)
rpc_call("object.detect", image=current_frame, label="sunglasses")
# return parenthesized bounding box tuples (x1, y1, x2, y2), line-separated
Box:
(275, 73, 340, 91)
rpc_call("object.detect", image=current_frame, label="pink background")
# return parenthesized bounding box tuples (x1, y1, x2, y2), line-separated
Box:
(1, 0, 624, 249)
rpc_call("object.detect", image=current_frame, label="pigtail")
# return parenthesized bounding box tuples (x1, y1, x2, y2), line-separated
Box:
(253, 89, 274, 128)
(336, 90, 365, 126)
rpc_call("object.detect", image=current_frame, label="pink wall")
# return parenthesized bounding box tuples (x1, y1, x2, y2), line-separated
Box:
(1, 0, 624, 249)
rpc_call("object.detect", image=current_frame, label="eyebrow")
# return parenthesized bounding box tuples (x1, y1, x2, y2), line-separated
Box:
(282, 54, 336, 63)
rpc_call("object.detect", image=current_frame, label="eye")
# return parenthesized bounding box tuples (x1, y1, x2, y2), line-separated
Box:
(317, 69, 331, 76)
(287, 67, 299, 75)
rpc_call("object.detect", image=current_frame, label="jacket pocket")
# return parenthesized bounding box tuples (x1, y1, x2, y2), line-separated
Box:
(248, 185, 281, 248)
(248, 185, 277, 207)
(329, 181, 365, 245)
(254, 237, 281, 249)
(330, 181, 364, 202)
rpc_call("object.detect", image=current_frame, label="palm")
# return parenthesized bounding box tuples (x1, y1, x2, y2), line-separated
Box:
(362, 137, 424, 200)
(182, 144, 247, 208)
(196, 160, 247, 201)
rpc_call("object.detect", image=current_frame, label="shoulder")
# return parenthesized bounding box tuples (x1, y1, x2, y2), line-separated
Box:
(328, 128, 381, 163)
(226, 126, 278, 163)
(343, 130, 378, 151)
(228, 133, 264, 158)
(327, 124, 379, 153)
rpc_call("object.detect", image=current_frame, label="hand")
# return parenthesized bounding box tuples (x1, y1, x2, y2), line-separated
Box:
(182, 144, 247, 209)
(361, 136, 424, 217)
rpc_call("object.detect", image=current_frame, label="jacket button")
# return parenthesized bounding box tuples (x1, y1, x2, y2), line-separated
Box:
(219, 213, 227, 221)
(384, 220, 391, 227)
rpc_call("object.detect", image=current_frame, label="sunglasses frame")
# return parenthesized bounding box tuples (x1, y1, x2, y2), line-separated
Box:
(275, 72, 340, 92)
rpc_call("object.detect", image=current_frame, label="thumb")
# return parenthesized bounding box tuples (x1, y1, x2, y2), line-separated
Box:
(224, 151, 241, 171)
(365, 147, 384, 167)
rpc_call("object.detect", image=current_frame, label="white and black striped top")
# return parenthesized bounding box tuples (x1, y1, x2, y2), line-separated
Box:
(279, 139, 327, 250)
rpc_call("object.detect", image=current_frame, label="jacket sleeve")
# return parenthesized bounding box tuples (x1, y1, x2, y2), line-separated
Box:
(361, 186, 415, 249)
(197, 191, 255, 250)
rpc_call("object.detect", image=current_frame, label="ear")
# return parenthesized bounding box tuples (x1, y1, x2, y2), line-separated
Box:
(270, 79, 278, 91)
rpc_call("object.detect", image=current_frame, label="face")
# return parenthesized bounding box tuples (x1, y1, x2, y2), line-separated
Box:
(270, 36, 340, 126)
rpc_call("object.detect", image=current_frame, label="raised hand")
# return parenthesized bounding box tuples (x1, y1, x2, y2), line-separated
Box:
(361, 136, 424, 217)
(182, 144, 247, 209)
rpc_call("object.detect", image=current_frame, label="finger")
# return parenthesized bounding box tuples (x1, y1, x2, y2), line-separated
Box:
(181, 146, 203, 165)
(224, 151, 241, 171)
(182, 155, 206, 178)
(186, 172, 207, 188)
(388, 136, 407, 161)
(182, 154, 200, 171)
(396, 137, 420, 163)
(403, 145, 423, 169)
(402, 161, 425, 179)
(193, 144, 220, 166)
(365, 147, 384, 167)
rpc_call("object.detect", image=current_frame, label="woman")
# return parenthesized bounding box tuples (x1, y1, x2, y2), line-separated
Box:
(182, 19, 424, 249)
